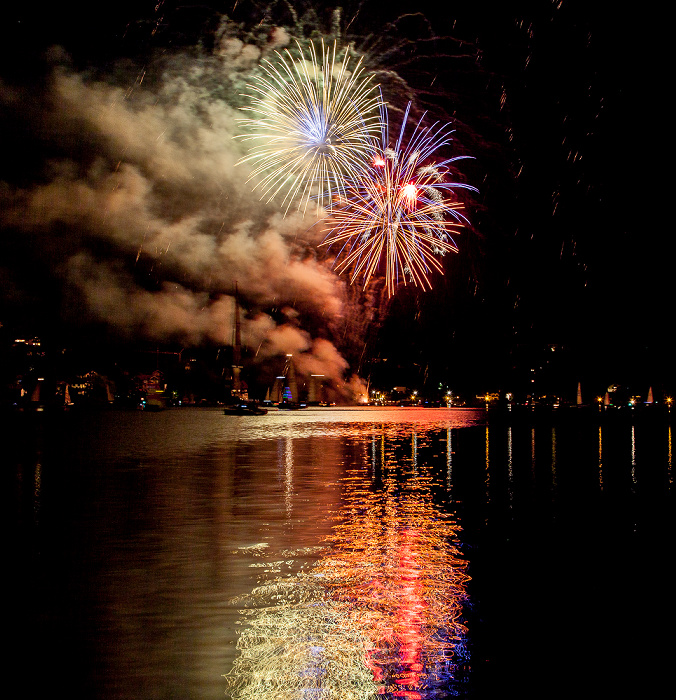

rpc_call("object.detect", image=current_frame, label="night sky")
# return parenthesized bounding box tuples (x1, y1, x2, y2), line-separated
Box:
(0, 1, 668, 400)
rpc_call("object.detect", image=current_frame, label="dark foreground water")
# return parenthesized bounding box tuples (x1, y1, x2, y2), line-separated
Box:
(6, 407, 673, 699)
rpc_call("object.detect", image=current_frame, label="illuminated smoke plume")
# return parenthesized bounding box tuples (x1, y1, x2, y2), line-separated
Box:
(0, 29, 369, 399)
(0, 5, 480, 398)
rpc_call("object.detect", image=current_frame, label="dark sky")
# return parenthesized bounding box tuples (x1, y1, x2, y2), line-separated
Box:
(0, 1, 668, 398)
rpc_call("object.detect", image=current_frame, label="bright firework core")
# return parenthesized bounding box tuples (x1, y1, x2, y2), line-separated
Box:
(402, 183, 418, 209)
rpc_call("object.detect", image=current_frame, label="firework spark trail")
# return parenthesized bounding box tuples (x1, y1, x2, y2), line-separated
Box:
(236, 39, 383, 215)
(321, 102, 477, 296)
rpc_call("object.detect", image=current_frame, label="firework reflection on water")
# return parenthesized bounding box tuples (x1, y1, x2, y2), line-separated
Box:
(226, 423, 469, 699)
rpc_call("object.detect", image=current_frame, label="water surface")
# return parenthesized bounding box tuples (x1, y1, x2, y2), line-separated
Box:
(7, 407, 671, 698)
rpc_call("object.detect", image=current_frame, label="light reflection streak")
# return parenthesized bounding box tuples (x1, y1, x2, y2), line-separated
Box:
(668, 425, 673, 486)
(226, 428, 469, 699)
(34, 462, 42, 522)
(371, 435, 377, 478)
(551, 427, 557, 489)
(316, 461, 469, 697)
(507, 426, 514, 508)
(412, 432, 418, 473)
(285, 436, 294, 518)
(446, 428, 452, 495)
(631, 425, 637, 489)
(484, 425, 490, 504)
(240, 408, 486, 441)
(598, 426, 603, 490)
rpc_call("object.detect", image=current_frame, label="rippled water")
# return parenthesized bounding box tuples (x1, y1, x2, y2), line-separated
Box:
(7, 407, 672, 699)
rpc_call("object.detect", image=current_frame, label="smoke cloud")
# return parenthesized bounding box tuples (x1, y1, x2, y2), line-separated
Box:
(0, 34, 368, 400)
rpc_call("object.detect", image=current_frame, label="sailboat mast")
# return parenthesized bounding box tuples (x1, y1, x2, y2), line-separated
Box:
(232, 282, 243, 397)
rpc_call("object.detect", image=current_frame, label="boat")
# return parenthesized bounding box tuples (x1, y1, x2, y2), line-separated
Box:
(223, 402, 268, 416)
(277, 400, 306, 410)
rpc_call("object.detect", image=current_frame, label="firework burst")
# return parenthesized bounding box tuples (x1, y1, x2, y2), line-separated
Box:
(321, 103, 477, 296)
(236, 39, 383, 215)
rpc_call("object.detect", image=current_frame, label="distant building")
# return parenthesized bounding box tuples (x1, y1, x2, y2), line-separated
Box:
(70, 371, 115, 405)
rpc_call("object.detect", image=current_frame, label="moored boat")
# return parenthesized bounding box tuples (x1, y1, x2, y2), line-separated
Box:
(223, 402, 268, 416)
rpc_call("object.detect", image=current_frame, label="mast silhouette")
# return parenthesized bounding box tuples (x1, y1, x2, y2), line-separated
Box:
(231, 282, 244, 400)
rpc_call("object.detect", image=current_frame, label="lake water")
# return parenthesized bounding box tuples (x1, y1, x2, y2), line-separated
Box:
(7, 406, 672, 699)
